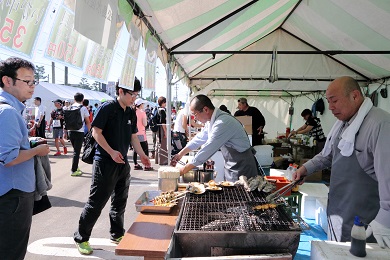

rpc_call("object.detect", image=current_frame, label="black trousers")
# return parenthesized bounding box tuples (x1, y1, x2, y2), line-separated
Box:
(133, 141, 148, 165)
(36, 120, 46, 138)
(74, 159, 131, 242)
(68, 131, 84, 172)
(0, 189, 34, 260)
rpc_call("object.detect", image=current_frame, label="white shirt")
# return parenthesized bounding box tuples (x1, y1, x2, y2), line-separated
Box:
(35, 104, 45, 122)
(173, 109, 187, 133)
(69, 103, 89, 132)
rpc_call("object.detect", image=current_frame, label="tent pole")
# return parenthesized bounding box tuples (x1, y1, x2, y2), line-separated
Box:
(165, 63, 173, 162)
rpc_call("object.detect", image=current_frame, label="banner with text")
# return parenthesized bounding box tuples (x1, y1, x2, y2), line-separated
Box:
(0, 0, 49, 57)
(119, 23, 141, 90)
(83, 41, 113, 82)
(74, 0, 122, 50)
(144, 32, 158, 91)
(45, 4, 88, 69)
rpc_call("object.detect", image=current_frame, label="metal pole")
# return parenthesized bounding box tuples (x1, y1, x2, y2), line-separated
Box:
(165, 63, 173, 161)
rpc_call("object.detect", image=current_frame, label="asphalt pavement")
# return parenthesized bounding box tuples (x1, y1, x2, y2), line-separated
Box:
(25, 129, 161, 260)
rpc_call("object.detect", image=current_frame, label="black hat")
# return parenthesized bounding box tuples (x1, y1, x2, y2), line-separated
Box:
(52, 99, 62, 103)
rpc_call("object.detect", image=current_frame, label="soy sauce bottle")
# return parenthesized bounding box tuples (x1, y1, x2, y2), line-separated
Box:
(350, 216, 366, 257)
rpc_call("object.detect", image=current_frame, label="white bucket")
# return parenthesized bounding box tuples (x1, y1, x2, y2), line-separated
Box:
(253, 145, 274, 167)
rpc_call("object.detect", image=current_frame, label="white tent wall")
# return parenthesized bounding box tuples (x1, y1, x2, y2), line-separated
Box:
(25, 82, 114, 121)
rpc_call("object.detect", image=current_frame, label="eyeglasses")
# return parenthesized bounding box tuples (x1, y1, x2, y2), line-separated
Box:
(13, 77, 38, 86)
(123, 89, 139, 98)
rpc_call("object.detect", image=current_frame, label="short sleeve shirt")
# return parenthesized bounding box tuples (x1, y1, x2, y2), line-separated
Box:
(50, 108, 64, 128)
(92, 100, 137, 161)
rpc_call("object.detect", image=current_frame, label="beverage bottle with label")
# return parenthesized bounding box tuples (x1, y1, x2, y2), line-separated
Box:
(350, 216, 367, 257)
(286, 164, 293, 180)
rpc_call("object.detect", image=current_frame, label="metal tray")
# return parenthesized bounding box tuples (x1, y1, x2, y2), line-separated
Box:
(135, 190, 176, 213)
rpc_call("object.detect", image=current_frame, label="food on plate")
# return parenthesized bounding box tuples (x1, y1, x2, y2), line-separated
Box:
(188, 183, 206, 194)
(208, 180, 217, 187)
(252, 203, 277, 211)
(220, 181, 234, 187)
(206, 186, 222, 191)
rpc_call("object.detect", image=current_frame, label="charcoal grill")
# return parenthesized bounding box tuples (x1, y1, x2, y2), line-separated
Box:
(169, 185, 306, 258)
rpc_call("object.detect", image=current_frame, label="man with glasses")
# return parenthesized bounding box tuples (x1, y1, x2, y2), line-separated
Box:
(73, 79, 151, 255)
(172, 95, 259, 182)
(0, 57, 50, 259)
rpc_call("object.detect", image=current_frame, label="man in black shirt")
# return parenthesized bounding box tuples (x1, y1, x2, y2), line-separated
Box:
(234, 98, 266, 146)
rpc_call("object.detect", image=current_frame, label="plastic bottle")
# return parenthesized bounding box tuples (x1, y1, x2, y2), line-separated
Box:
(286, 164, 293, 180)
(350, 216, 367, 257)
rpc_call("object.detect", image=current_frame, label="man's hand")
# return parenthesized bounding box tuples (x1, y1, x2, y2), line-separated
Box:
(34, 144, 50, 156)
(140, 154, 151, 167)
(366, 220, 390, 248)
(292, 165, 307, 184)
(110, 150, 125, 164)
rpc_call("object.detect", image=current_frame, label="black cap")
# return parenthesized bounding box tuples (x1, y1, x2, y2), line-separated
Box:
(52, 99, 62, 103)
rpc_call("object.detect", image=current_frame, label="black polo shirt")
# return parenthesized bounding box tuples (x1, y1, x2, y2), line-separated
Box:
(92, 99, 137, 162)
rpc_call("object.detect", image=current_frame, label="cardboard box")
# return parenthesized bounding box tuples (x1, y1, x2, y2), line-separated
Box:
(235, 116, 252, 135)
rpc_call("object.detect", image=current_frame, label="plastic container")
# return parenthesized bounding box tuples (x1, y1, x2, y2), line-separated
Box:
(350, 216, 366, 257)
(286, 164, 293, 180)
(253, 145, 274, 167)
(158, 178, 178, 192)
(265, 176, 292, 196)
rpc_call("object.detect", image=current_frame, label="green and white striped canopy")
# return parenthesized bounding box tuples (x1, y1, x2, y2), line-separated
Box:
(131, 0, 390, 93)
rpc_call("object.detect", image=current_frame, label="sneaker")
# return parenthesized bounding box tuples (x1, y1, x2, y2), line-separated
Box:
(144, 166, 154, 171)
(54, 151, 61, 156)
(71, 169, 82, 176)
(75, 241, 93, 255)
(110, 236, 124, 244)
(63, 146, 67, 155)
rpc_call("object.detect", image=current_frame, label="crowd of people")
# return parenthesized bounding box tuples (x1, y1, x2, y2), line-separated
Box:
(1, 56, 390, 259)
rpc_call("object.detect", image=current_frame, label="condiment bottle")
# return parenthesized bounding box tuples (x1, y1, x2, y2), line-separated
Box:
(350, 216, 366, 257)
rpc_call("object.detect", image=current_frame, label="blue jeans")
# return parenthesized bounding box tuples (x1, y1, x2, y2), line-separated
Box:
(74, 159, 131, 242)
(68, 131, 84, 172)
(0, 189, 34, 260)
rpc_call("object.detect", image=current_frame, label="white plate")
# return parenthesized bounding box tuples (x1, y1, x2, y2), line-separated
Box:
(220, 181, 234, 187)
(206, 186, 222, 192)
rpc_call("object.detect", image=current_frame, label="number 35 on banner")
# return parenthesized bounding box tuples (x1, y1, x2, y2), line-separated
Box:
(0, 18, 26, 48)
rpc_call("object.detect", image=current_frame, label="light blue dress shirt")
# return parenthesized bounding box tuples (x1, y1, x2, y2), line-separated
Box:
(0, 90, 35, 196)
(187, 109, 251, 166)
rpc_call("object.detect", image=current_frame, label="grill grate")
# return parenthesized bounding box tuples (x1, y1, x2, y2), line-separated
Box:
(178, 185, 300, 231)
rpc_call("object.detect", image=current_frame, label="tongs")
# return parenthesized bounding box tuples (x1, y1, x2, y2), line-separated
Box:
(265, 176, 304, 203)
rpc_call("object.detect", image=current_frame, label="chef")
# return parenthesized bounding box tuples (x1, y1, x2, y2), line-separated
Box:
(172, 94, 259, 182)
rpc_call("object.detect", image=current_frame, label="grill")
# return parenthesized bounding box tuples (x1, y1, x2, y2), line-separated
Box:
(170, 185, 305, 258)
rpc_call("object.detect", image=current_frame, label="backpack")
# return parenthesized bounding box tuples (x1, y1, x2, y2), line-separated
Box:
(148, 108, 160, 132)
(64, 105, 83, 130)
(81, 129, 96, 164)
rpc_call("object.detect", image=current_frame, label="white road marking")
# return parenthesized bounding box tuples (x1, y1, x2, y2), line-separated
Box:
(28, 237, 141, 259)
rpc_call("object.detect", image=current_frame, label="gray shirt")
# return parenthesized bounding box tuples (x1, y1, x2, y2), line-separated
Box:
(304, 107, 390, 227)
(187, 109, 251, 166)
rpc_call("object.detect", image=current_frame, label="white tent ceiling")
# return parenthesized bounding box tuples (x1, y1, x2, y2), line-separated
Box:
(128, 0, 390, 94)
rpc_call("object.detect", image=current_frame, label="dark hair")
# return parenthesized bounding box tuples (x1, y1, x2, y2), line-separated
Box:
(34, 97, 42, 102)
(94, 103, 98, 107)
(219, 105, 231, 114)
(191, 94, 215, 111)
(158, 96, 166, 106)
(301, 109, 312, 117)
(74, 92, 84, 102)
(83, 99, 89, 106)
(0, 57, 36, 88)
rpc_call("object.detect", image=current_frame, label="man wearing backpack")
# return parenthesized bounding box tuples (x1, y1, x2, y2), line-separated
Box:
(73, 79, 151, 255)
(67, 92, 91, 176)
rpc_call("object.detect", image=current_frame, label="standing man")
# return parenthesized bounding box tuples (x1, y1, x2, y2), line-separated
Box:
(34, 96, 46, 138)
(157, 96, 168, 165)
(293, 76, 390, 246)
(234, 98, 266, 146)
(172, 95, 259, 182)
(68, 92, 91, 176)
(49, 99, 67, 156)
(0, 57, 50, 260)
(73, 79, 151, 255)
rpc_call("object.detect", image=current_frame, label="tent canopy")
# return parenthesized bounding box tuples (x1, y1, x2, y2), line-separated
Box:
(129, 0, 390, 93)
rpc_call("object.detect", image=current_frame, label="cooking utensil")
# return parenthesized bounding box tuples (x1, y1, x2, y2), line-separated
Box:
(265, 176, 304, 203)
